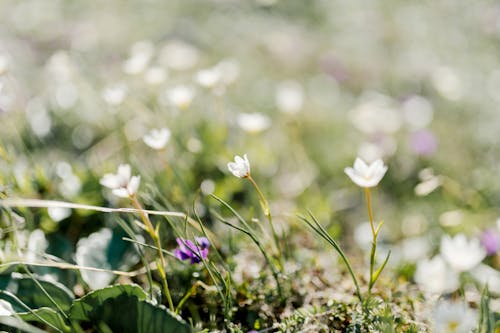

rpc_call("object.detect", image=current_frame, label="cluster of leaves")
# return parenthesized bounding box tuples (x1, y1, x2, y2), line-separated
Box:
(0, 275, 190, 333)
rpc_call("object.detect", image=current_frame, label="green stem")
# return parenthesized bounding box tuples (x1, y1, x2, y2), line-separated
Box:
(364, 188, 378, 295)
(247, 176, 283, 269)
(130, 195, 175, 312)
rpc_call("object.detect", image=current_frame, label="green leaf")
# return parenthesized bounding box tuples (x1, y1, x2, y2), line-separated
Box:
(18, 307, 71, 332)
(478, 286, 495, 333)
(69, 284, 192, 333)
(0, 315, 47, 333)
(69, 284, 147, 321)
(0, 274, 74, 313)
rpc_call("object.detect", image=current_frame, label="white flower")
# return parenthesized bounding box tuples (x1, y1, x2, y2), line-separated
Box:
(0, 300, 14, 316)
(275, 80, 304, 114)
(440, 234, 486, 272)
(432, 300, 477, 333)
(344, 158, 388, 188)
(159, 40, 199, 71)
(349, 93, 401, 134)
(414, 255, 459, 294)
(26, 229, 49, 262)
(195, 67, 221, 88)
(122, 40, 154, 75)
(102, 84, 127, 106)
(143, 128, 171, 150)
(75, 228, 114, 289)
(227, 154, 250, 178)
(47, 207, 72, 222)
(100, 164, 140, 198)
(471, 264, 500, 294)
(236, 113, 271, 133)
(166, 85, 194, 110)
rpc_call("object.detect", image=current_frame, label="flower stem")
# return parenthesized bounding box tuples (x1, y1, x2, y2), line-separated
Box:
(130, 195, 175, 312)
(247, 176, 283, 269)
(364, 187, 379, 295)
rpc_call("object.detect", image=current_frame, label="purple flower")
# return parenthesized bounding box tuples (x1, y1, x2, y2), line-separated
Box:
(481, 229, 500, 255)
(409, 130, 438, 156)
(174, 237, 210, 264)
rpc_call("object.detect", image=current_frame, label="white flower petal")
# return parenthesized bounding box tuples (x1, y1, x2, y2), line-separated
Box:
(127, 176, 141, 195)
(112, 188, 130, 198)
(100, 174, 120, 189)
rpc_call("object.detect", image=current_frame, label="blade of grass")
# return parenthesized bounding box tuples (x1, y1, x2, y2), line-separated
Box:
(298, 213, 363, 303)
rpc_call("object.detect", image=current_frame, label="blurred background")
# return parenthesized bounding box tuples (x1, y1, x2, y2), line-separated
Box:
(1, 0, 500, 263)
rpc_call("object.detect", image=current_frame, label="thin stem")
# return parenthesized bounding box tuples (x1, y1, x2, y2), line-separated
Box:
(130, 195, 175, 312)
(364, 188, 375, 236)
(364, 187, 379, 295)
(247, 176, 283, 268)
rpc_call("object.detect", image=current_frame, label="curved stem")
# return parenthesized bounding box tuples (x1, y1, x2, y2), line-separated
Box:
(130, 195, 175, 312)
(247, 176, 283, 269)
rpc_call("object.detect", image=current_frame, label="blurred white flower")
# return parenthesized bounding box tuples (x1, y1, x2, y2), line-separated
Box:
(26, 229, 49, 262)
(227, 154, 250, 178)
(48, 207, 72, 222)
(26, 98, 51, 138)
(344, 157, 387, 188)
(144, 66, 167, 85)
(400, 236, 430, 262)
(471, 264, 500, 294)
(440, 234, 486, 272)
(122, 40, 154, 75)
(187, 137, 202, 153)
(275, 80, 304, 114)
(102, 84, 127, 106)
(415, 175, 441, 196)
(195, 67, 221, 88)
(357, 142, 384, 162)
(431, 66, 463, 101)
(432, 300, 477, 333)
(402, 95, 434, 130)
(76, 228, 142, 290)
(143, 128, 171, 150)
(414, 255, 459, 294)
(349, 93, 401, 134)
(166, 85, 194, 110)
(100, 164, 140, 198)
(216, 59, 240, 85)
(54, 82, 78, 109)
(0, 300, 14, 316)
(75, 228, 114, 290)
(159, 40, 199, 71)
(236, 112, 271, 133)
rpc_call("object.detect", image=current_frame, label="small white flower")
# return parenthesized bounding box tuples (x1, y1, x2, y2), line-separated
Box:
(26, 229, 49, 262)
(47, 207, 72, 222)
(275, 80, 304, 114)
(0, 299, 14, 316)
(236, 113, 271, 133)
(102, 84, 127, 106)
(432, 300, 477, 333)
(143, 128, 171, 150)
(227, 154, 250, 178)
(414, 255, 459, 294)
(100, 164, 140, 198)
(344, 157, 388, 188)
(167, 85, 194, 110)
(122, 40, 154, 75)
(440, 234, 486, 272)
(195, 67, 221, 88)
